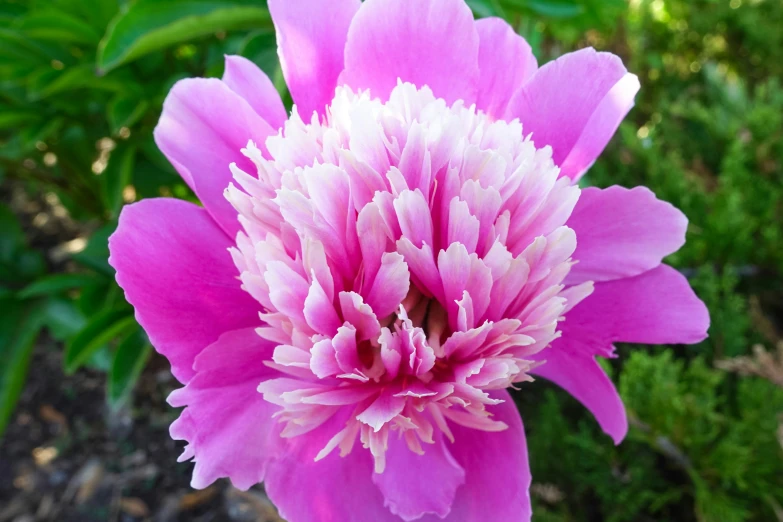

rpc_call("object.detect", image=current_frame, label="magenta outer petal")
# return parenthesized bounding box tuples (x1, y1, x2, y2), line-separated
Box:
(567, 186, 688, 284)
(265, 412, 402, 522)
(222, 55, 288, 130)
(533, 264, 709, 442)
(342, 0, 480, 104)
(265, 392, 531, 522)
(568, 264, 710, 346)
(154, 78, 276, 238)
(373, 432, 465, 521)
(475, 17, 538, 118)
(268, 0, 360, 118)
(108, 198, 261, 383)
(507, 48, 640, 181)
(168, 328, 282, 490)
(532, 334, 628, 444)
(434, 390, 532, 522)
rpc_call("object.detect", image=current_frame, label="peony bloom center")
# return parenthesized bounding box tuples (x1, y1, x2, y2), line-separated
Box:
(225, 82, 593, 474)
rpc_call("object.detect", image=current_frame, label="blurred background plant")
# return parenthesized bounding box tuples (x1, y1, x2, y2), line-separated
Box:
(0, 0, 781, 520)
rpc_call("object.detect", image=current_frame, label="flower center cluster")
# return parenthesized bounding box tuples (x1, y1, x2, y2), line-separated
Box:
(225, 82, 592, 472)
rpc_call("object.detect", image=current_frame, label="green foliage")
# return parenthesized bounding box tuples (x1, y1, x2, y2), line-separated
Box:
(0, 0, 284, 438)
(1, 0, 782, 520)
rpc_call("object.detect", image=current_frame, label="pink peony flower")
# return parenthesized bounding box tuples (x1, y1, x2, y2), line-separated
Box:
(108, 0, 710, 520)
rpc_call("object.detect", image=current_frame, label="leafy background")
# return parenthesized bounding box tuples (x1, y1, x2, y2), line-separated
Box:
(1, 0, 782, 520)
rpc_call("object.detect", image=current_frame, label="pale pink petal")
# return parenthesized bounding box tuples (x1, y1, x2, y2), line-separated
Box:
(268, 0, 360, 118)
(394, 189, 434, 249)
(222, 55, 287, 130)
(109, 199, 260, 383)
(304, 277, 341, 336)
(357, 389, 406, 431)
(265, 413, 401, 522)
(310, 339, 341, 379)
(154, 79, 276, 237)
(567, 186, 687, 283)
(364, 252, 410, 319)
(342, 0, 480, 104)
(339, 292, 382, 341)
(475, 18, 537, 118)
(437, 390, 531, 522)
(167, 328, 281, 489)
(507, 48, 640, 181)
(373, 433, 465, 521)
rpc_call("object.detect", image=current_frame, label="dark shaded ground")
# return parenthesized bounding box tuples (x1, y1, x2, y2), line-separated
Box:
(0, 338, 283, 522)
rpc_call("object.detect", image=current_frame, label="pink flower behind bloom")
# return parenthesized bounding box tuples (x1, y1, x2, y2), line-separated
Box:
(108, 0, 710, 520)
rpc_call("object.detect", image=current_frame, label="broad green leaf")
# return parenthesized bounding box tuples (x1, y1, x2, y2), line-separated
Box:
(0, 204, 23, 262)
(108, 95, 149, 134)
(108, 329, 151, 407)
(18, 273, 97, 299)
(238, 29, 279, 79)
(0, 110, 38, 130)
(64, 309, 136, 374)
(465, 0, 497, 18)
(41, 297, 87, 342)
(19, 10, 102, 45)
(523, 0, 584, 18)
(27, 64, 129, 101)
(98, 0, 272, 73)
(101, 143, 137, 218)
(72, 222, 117, 276)
(0, 299, 44, 437)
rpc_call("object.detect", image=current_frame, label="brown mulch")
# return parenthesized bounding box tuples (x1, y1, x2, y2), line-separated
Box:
(0, 337, 283, 522)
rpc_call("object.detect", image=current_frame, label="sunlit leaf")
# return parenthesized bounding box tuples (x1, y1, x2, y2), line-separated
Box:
(98, 0, 272, 73)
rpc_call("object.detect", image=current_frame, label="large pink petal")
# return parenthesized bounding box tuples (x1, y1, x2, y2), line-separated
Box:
(268, 0, 360, 118)
(222, 55, 287, 130)
(567, 264, 709, 346)
(373, 433, 465, 521)
(154, 78, 276, 237)
(531, 333, 627, 444)
(507, 48, 639, 181)
(342, 0, 480, 104)
(533, 264, 709, 442)
(567, 186, 687, 283)
(475, 18, 537, 118)
(264, 413, 401, 522)
(168, 328, 281, 490)
(437, 390, 531, 522)
(109, 199, 261, 383)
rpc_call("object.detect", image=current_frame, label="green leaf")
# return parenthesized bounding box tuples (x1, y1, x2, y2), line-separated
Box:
(72, 222, 116, 276)
(100, 143, 136, 218)
(98, 0, 272, 73)
(0, 204, 23, 262)
(108, 95, 149, 134)
(27, 64, 129, 101)
(64, 309, 136, 374)
(19, 10, 102, 45)
(522, 0, 584, 18)
(0, 110, 38, 130)
(0, 299, 44, 437)
(18, 273, 96, 299)
(108, 329, 151, 407)
(238, 29, 279, 79)
(40, 297, 87, 342)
